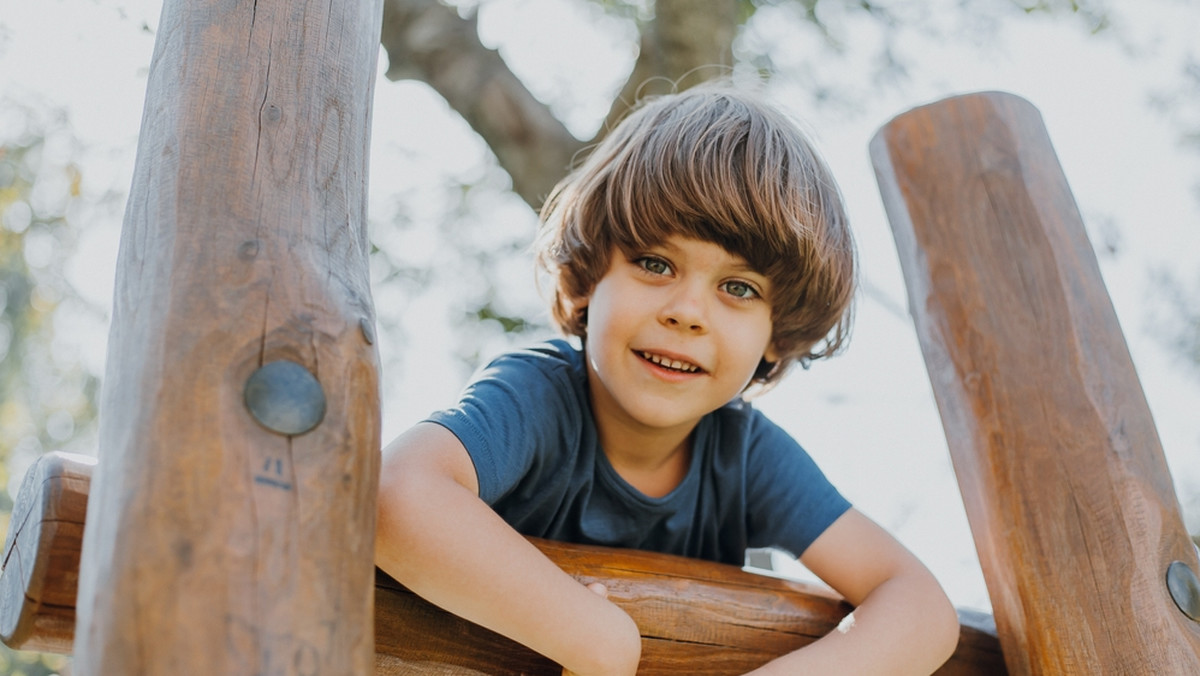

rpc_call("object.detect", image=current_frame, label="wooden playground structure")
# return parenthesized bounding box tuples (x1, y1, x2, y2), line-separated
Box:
(2, 0, 1199, 673)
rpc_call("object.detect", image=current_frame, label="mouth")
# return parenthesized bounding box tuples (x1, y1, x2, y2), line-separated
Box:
(637, 350, 704, 374)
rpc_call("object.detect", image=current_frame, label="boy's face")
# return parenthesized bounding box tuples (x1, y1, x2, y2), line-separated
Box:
(578, 235, 778, 441)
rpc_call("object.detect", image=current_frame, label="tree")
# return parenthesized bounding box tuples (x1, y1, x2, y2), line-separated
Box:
(380, 0, 742, 210)
(377, 0, 1111, 211)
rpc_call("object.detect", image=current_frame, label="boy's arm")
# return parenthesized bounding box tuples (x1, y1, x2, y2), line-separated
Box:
(747, 509, 960, 675)
(375, 422, 642, 676)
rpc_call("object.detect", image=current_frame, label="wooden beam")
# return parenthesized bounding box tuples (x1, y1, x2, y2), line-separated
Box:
(0, 452, 89, 654)
(2, 452, 1007, 674)
(871, 91, 1200, 674)
(73, 0, 384, 673)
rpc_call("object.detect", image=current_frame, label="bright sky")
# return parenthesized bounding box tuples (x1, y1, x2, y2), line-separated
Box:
(2, 0, 1199, 614)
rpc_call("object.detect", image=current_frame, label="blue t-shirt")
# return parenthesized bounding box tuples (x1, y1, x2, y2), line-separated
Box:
(426, 339, 850, 566)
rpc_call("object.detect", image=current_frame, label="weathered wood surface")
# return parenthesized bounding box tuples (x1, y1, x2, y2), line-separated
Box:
(376, 543, 1005, 675)
(74, 0, 384, 673)
(3, 452, 1007, 674)
(871, 91, 1200, 674)
(0, 452, 90, 654)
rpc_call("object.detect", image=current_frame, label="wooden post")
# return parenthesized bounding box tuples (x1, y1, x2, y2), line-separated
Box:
(5, 453, 1006, 674)
(73, 0, 384, 673)
(871, 91, 1200, 674)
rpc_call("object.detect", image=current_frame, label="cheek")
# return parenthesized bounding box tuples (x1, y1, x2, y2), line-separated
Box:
(586, 277, 636, 328)
(736, 317, 777, 367)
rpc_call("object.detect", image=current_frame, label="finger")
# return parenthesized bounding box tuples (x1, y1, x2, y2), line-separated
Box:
(585, 581, 608, 598)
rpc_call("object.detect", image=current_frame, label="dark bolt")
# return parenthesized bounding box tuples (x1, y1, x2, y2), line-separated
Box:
(359, 317, 375, 345)
(1166, 560, 1200, 622)
(243, 360, 326, 436)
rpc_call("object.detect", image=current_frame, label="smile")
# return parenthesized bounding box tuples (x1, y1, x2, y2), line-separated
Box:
(638, 351, 702, 373)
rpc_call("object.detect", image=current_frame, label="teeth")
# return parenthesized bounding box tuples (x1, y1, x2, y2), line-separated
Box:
(640, 351, 699, 373)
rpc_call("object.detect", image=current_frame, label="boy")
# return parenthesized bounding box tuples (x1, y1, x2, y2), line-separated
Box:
(376, 85, 960, 675)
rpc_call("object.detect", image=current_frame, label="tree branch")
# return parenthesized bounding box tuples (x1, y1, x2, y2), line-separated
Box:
(380, 0, 585, 210)
(598, 0, 739, 141)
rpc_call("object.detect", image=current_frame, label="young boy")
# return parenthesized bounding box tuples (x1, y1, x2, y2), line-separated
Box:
(375, 85, 960, 675)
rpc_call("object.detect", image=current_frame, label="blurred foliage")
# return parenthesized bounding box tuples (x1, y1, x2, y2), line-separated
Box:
(1152, 49, 1200, 200)
(1152, 269, 1200, 379)
(369, 160, 549, 385)
(1146, 35, 1200, 391)
(0, 651, 64, 676)
(0, 99, 99, 675)
(448, 0, 1118, 119)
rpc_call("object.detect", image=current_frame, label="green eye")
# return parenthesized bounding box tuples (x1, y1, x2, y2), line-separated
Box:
(723, 280, 758, 299)
(637, 257, 670, 275)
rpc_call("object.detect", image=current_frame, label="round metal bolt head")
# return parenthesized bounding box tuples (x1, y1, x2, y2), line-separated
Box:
(244, 360, 326, 436)
(1167, 560, 1200, 622)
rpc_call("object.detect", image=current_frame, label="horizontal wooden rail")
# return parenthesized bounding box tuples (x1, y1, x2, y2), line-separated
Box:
(2, 452, 1005, 674)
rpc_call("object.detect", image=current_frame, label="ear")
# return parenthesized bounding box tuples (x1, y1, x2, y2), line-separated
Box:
(752, 357, 776, 383)
(763, 341, 780, 364)
(566, 294, 590, 333)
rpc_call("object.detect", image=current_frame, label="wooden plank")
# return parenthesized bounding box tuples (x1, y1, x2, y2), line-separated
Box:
(0, 452, 90, 654)
(73, 0, 384, 673)
(870, 91, 1200, 674)
(3, 453, 1007, 674)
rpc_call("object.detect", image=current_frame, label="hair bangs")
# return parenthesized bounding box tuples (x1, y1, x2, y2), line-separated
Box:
(598, 97, 810, 277)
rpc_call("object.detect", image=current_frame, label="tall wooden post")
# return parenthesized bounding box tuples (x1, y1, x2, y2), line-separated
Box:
(871, 92, 1200, 673)
(74, 0, 384, 673)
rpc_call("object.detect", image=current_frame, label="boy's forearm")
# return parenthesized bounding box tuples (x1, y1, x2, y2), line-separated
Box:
(376, 463, 641, 675)
(746, 568, 959, 675)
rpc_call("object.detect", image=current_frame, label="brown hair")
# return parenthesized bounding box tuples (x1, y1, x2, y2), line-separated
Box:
(536, 83, 856, 385)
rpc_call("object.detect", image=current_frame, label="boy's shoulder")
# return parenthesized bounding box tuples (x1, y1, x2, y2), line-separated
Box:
(712, 396, 774, 438)
(481, 338, 583, 376)
(468, 338, 588, 399)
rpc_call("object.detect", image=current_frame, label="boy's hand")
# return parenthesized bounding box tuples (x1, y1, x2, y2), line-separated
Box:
(584, 582, 609, 598)
(746, 509, 959, 675)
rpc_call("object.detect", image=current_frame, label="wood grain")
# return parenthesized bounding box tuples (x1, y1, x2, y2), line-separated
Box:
(376, 542, 1006, 675)
(0, 452, 90, 654)
(73, 0, 384, 673)
(871, 91, 1200, 674)
(3, 453, 1005, 674)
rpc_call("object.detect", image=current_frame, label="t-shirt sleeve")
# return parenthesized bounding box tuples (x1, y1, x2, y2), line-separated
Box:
(743, 410, 851, 557)
(424, 348, 581, 504)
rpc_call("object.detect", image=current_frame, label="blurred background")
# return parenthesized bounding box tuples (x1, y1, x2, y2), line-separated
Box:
(2, 0, 1199, 672)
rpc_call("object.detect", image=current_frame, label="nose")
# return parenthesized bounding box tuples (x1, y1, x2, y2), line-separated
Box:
(658, 282, 708, 332)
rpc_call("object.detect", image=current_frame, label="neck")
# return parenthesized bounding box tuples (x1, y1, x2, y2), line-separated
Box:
(594, 418, 694, 499)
